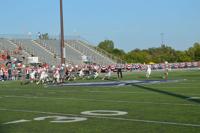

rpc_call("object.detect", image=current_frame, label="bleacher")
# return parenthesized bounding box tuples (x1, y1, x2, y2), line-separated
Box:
(10, 39, 60, 65)
(66, 39, 118, 65)
(1, 36, 120, 65)
(0, 38, 30, 62)
(35, 40, 83, 65)
(36, 39, 118, 65)
(0, 38, 16, 51)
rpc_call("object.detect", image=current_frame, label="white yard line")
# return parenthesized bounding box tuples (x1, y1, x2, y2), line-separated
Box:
(3, 95, 200, 107)
(175, 83, 199, 85)
(1, 88, 200, 98)
(0, 88, 155, 94)
(187, 97, 200, 100)
(86, 90, 154, 94)
(0, 108, 200, 127)
(149, 86, 200, 88)
(2, 88, 200, 96)
(3, 119, 31, 125)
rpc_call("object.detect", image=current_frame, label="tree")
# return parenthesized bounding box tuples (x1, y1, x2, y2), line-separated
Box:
(39, 33, 49, 40)
(176, 51, 192, 62)
(42, 33, 49, 40)
(125, 49, 151, 63)
(98, 40, 114, 53)
(147, 45, 177, 63)
(97, 39, 200, 63)
(187, 43, 200, 61)
(112, 48, 125, 58)
(194, 43, 200, 58)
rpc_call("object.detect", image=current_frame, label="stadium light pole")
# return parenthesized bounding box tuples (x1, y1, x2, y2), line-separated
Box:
(60, 0, 65, 64)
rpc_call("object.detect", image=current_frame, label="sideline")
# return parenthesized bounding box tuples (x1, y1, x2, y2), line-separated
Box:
(47, 80, 180, 87)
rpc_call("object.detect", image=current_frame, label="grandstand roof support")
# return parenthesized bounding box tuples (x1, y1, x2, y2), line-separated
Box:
(60, 0, 65, 64)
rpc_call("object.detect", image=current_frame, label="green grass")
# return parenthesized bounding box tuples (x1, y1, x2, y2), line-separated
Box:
(0, 70, 200, 133)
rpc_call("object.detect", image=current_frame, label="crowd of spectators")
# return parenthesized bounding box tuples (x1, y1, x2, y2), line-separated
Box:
(0, 50, 199, 83)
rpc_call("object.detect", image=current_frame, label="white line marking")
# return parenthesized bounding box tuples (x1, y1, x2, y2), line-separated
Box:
(0, 88, 154, 94)
(0, 89, 154, 94)
(2, 87, 200, 98)
(86, 90, 154, 94)
(148, 86, 200, 88)
(34, 116, 87, 123)
(81, 110, 128, 116)
(3, 95, 200, 107)
(1, 88, 200, 96)
(175, 83, 198, 85)
(0, 108, 200, 127)
(86, 91, 200, 96)
(187, 97, 200, 100)
(3, 119, 31, 125)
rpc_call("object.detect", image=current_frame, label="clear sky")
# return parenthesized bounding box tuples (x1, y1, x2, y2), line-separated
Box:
(0, 0, 200, 52)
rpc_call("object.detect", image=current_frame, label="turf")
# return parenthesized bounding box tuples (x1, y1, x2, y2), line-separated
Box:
(0, 69, 200, 133)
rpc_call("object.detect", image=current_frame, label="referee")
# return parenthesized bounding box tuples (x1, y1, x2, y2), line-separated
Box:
(116, 63, 123, 79)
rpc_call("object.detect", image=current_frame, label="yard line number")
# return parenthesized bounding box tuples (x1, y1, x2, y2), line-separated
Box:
(3, 110, 127, 125)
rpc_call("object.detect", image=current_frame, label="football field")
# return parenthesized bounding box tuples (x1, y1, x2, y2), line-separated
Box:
(0, 70, 200, 133)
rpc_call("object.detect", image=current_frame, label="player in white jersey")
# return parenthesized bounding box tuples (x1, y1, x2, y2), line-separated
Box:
(30, 69, 36, 83)
(146, 65, 151, 78)
(164, 61, 169, 80)
(53, 68, 60, 83)
(102, 67, 112, 80)
(36, 68, 48, 84)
